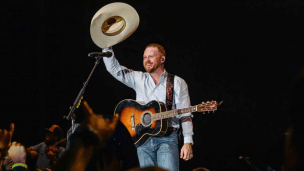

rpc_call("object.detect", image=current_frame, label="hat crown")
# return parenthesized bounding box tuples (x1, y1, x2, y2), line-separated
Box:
(102, 16, 126, 36)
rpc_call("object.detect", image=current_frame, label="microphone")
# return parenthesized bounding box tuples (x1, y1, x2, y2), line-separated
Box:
(88, 52, 113, 57)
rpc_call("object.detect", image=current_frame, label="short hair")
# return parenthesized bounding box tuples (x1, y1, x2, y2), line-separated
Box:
(145, 43, 166, 56)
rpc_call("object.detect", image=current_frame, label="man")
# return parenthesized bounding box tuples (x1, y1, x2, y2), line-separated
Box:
(26, 125, 65, 170)
(103, 43, 194, 171)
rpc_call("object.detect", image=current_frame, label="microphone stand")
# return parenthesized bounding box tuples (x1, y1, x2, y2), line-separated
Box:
(63, 54, 107, 133)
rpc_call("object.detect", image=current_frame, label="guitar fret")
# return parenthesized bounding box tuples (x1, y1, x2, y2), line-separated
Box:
(153, 105, 200, 121)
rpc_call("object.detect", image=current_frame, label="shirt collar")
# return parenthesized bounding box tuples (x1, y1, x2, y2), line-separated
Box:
(146, 69, 168, 78)
(161, 69, 168, 78)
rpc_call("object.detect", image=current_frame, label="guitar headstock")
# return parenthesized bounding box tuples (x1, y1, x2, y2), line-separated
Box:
(196, 100, 220, 113)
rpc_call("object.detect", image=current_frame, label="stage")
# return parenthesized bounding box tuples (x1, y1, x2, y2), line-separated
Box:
(1, 0, 303, 170)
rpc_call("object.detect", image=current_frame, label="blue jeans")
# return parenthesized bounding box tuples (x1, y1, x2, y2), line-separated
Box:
(137, 131, 179, 171)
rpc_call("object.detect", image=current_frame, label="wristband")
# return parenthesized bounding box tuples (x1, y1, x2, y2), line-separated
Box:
(12, 163, 28, 169)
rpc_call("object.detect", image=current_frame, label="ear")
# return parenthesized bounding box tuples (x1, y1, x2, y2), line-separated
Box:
(161, 56, 165, 63)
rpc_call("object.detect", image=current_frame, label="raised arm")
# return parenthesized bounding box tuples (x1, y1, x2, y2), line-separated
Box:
(102, 47, 142, 89)
(54, 101, 119, 171)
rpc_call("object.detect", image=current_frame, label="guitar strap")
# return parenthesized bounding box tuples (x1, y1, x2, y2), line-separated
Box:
(166, 73, 192, 143)
(166, 73, 183, 141)
(166, 73, 175, 111)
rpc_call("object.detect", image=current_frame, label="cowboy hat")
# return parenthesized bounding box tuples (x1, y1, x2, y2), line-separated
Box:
(90, 2, 139, 49)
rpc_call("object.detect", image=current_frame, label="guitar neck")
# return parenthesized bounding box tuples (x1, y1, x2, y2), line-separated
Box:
(151, 106, 197, 121)
(53, 138, 67, 146)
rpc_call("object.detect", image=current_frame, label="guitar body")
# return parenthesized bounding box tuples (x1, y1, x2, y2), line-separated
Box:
(114, 99, 168, 147)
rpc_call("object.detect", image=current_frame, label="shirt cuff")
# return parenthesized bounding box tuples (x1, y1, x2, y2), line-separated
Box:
(183, 135, 193, 144)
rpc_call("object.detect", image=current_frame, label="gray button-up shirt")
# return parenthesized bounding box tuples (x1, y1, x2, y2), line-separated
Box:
(31, 142, 65, 169)
(103, 48, 193, 144)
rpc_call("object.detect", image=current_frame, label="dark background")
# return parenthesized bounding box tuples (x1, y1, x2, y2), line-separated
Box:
(1, 0, 303, 170)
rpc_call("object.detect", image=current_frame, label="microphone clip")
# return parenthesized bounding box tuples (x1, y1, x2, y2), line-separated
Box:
(88, 52, 113, 58)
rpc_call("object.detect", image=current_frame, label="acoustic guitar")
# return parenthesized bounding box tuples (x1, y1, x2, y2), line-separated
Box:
(114, 99, 220, 147)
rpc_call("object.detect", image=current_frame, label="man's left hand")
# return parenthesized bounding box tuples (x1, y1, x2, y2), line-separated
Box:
(46, 150, 57, 161)
(180, 143, 193, 161)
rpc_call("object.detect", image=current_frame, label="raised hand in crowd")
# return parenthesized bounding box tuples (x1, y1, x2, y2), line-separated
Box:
(1, 124, 29, 171)
(0, 123, 14, 160)
(54, 101, 119, 171)
(82, 101, 119, 144)
(7, 141, 28, 170)
(8, 142, 26, 165)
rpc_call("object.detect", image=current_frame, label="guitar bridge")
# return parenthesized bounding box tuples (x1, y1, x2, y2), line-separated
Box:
(131, 113, 135, 131)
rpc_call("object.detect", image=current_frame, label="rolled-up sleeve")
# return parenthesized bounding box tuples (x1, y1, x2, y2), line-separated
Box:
(32, 142, 44, 152)
(174, 78, 194, 144)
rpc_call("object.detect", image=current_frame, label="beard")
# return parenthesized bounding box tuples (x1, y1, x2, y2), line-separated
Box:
(144, 60, 161, 73)
(144, 64, 154, 73)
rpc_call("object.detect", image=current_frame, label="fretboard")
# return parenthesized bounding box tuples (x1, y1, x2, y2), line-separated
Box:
(151, 106, 197, 121)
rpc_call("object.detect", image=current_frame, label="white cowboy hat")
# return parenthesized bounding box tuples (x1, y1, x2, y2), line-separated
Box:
(90, 2, 139, 49)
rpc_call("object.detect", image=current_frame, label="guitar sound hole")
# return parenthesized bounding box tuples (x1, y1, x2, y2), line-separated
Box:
(142, 113, 151, 126)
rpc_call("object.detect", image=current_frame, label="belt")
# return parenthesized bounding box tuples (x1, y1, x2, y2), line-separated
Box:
(164, 127, 177, 136)
(167, 127, 177, 132)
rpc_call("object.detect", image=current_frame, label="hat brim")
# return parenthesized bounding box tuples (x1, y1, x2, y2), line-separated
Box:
(90, 2, 139, 48)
